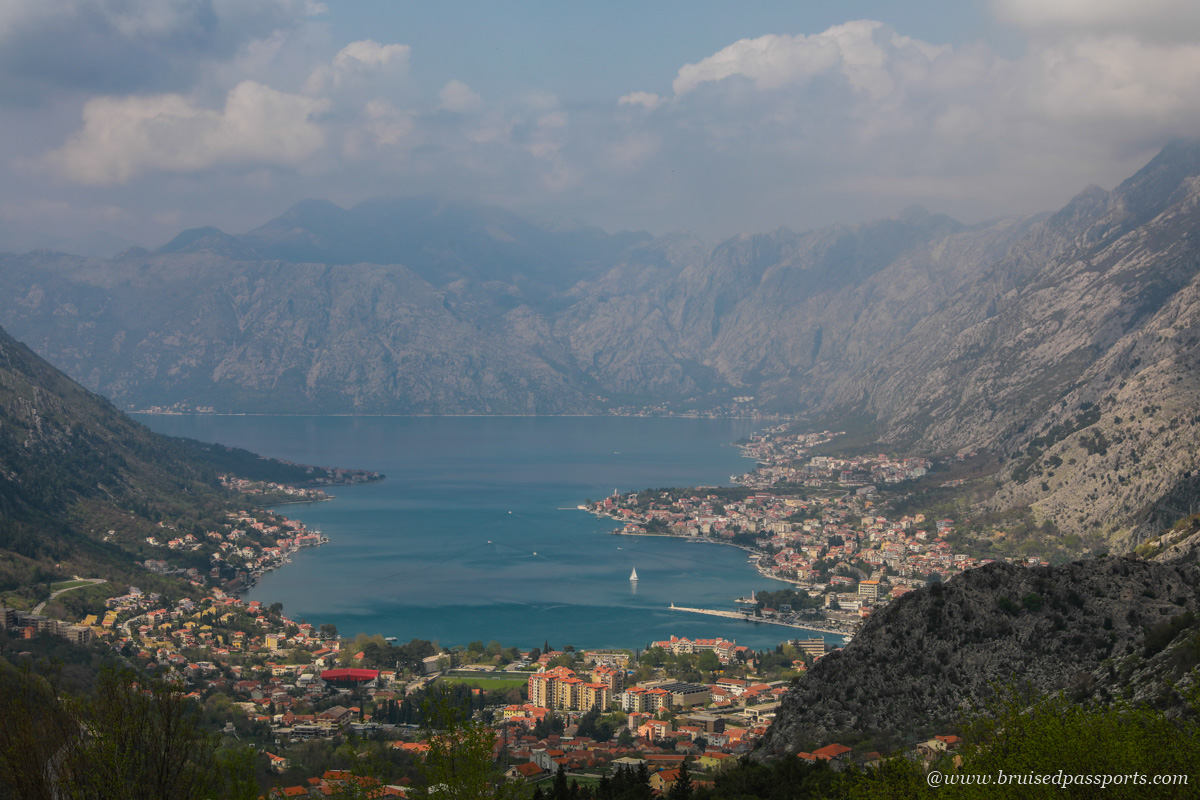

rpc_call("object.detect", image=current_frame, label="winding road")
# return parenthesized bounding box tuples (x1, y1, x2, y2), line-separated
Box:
(32, 578, 106, 615)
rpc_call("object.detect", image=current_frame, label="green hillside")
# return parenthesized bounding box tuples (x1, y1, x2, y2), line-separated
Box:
(0, 323, 374, 610)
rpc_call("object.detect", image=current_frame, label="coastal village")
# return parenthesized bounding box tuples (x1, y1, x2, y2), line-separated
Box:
(2, 516, 928, 796)
(8, 578, 944, 797)
(3, 424, 1028, 795)
(586, 426, 1048, 636)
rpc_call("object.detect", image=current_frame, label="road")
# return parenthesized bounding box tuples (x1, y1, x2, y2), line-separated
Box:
(32, 578, 106, 614)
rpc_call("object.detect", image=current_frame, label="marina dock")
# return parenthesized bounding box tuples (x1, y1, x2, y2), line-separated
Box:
(668, 603, 851, 638)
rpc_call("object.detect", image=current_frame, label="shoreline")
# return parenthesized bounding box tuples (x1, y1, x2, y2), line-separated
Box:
(204, 418, 818, 650)
(667, 604, 850, 640)
(595, 513, 808, 588)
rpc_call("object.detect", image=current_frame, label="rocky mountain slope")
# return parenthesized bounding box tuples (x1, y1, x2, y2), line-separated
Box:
(0, 203, 1030, 414)
(0, 321, 363, 593)
(3, 143, 1200, 542)
(759, 552, 1200, 754)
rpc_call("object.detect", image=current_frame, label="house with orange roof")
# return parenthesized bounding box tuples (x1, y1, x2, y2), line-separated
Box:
(812, 743, 852, 762)
(649, 769, 682, 793)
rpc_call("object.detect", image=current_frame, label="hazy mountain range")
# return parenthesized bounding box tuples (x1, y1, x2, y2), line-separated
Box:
(3, 142, 1200, 547)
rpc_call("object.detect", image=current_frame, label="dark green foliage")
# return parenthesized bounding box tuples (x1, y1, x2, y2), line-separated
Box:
(1080, 430, 1110, 457)
(0, 322, 378, 605)
(0, 664, 256, 800)
(702, 685, 1200, 799)
(576, 707, 617, 742)
(533, 711, 566, 740)
(595, 762, 651, 800)
(1143, 611, 1196, 657)
(754, 588, 823, 612)
(667, 758, 693, 800)
(696, 755, 844, 800)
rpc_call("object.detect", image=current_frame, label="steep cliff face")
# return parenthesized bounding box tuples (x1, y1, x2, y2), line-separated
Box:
(847, 142, 1200, 455)
(759, 556, 1200, 754)
(0, 199, 1013, 415)
(4, 144, 1200, 541)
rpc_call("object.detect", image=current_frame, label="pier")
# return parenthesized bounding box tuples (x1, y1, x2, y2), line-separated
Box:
(668, 603, 852, 638)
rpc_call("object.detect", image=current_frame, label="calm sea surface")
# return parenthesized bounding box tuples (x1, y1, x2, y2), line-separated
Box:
(136, 415, 841, 652)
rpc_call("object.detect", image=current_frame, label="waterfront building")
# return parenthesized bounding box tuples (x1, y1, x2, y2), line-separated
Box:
(528, 666, 609, 712)
(651, 635, 742, 664)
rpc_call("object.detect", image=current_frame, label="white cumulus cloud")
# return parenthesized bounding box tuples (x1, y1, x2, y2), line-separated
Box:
(47, 81, 329, 184)
(671, 21, 952, 101)
(438, 80, 482, 113)
(306, 39, 411, 95)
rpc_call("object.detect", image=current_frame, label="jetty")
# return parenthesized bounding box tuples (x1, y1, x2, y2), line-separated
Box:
(668, 603, 852, 637)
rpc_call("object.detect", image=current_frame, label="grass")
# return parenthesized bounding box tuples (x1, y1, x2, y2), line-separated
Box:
(438, 675, 528, 691)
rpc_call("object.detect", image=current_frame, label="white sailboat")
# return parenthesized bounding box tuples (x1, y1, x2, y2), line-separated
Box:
(629, 567, 639, 582)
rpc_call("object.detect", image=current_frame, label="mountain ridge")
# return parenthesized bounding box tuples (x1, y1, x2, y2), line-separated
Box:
(3, 142, 1200, 544)
(759, 548, 1200, 755)
(0, 321, 376, 606)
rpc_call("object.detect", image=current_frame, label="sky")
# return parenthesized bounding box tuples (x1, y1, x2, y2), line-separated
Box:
(3, 0, 1200, 254)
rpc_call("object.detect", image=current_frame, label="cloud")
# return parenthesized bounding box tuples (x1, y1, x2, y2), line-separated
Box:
(671, 21, 951, 101)
(333, 39, 409, 70)
(1023, 35, 1200, 124)
(47, 81, 329, 184)
(993, 0, 1200, 41)
(618, 91, 662, 110)
(0, 0, 324, 104)
(19, 7, 1200, 247)
(306, 39, 411, 95)
(438, 80, 483, 113)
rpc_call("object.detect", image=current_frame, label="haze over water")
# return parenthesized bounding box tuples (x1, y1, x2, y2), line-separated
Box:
(138, 415, 839, 651)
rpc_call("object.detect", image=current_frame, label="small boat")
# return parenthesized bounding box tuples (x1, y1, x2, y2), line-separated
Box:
(629, 567, 639, 582)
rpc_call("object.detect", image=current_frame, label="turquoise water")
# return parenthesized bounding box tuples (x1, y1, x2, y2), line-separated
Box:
(136, 415, 840, 652)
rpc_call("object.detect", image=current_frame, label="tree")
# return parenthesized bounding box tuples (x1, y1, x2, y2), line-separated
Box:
(550, 764, 569, 800)
(667, 758, 692, 800)
(417, 689, 519, 800)
(0, 664, 253, 800)
(64, 667, 221, 800)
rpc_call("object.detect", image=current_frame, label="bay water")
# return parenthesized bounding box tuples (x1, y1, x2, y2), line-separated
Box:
(137, 415, 840, 652)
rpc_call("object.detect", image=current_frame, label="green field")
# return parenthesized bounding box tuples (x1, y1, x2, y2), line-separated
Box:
(438, 674, 528, 691)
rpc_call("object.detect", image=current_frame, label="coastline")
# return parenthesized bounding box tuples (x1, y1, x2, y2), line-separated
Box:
(667, 603, 850, 640)
(594, 513, 806, 587)
(588, 509, 861, 641)
(154, 414, 807, 650)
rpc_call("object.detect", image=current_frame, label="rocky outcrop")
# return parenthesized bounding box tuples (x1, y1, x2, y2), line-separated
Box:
(4, 143, 1200, 541)
(759, 556, 1200, 754)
